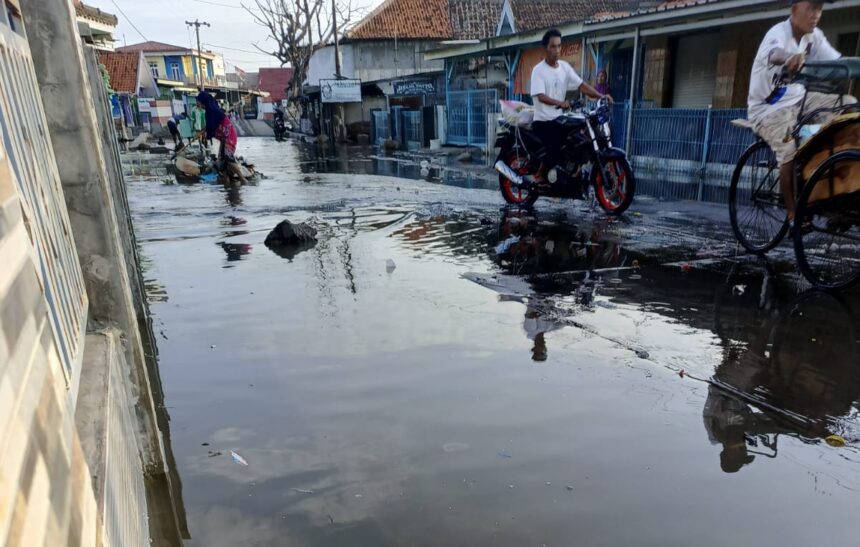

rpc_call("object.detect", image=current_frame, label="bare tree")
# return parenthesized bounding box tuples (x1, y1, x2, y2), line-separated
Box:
(244, 0, 363, 112)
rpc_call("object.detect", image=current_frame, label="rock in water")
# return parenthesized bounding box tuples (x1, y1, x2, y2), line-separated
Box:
(265, 220, 317, 246)
(265, 220, 318, 260)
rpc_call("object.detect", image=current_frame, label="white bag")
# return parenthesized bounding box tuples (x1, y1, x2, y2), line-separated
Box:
(500, 100, 534, 127)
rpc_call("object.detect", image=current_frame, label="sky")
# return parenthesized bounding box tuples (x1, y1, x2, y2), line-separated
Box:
(87, 0, 383, 72)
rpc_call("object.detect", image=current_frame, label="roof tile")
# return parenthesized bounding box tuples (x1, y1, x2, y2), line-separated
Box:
(349, 0, 451, 40)
(257, 68, 294, 102)
(98, 51, 140, 94)
(116, 41, 188, 53)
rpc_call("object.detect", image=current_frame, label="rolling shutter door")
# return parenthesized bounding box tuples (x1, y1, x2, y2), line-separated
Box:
(672, 33, 719, 108)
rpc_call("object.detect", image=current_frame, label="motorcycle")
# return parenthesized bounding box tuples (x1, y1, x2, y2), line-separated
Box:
(274, 115, 286, 142)
(494, 98, 635, 214)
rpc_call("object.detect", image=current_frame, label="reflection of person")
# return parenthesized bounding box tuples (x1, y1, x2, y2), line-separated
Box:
(705, 278, 860, 473)
(197, 91, 247, 184)
(531, 29, 613, 174)
(748, 0, 856, 221)
(523, 303, 563, 362)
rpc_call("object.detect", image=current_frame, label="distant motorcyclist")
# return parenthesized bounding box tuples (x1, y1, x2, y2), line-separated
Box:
(274, 104, 287, 140)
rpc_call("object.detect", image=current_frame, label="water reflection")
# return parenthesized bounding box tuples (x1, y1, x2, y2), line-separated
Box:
(706, 271, 860, 472)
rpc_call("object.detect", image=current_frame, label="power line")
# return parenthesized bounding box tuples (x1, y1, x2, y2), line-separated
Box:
(110, 0, 149, 42)
(191, 0, 244, 8)
(203, 43, 266, 55)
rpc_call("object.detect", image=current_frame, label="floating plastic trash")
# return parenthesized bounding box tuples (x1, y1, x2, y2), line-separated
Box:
(200, 173, 219, 183)
(386, 259, 397, 273)
(825, 434, 846, 447)
(230, 450, 249, 466)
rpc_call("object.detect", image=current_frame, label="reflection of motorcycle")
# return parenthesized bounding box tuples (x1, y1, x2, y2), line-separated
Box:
(494, 98, 635, 213)
(493, 209, 627, 279)
(706, 269, 860, 473)
(492, 209, 632, 362)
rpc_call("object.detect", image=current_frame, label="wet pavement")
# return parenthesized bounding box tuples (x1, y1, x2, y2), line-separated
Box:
(129, 138, 860, 547)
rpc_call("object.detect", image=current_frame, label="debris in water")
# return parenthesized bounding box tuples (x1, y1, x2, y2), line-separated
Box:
(733, 284, 747, 296)
(210, 345, 216, 349)
(442, 442, 470, 453)
(545, 482, 552, 486)
(207, 451, 222, 458)
(508, 485, 516, 489)
(825, 435, 846, 447)
(292, 488, 314, 494)
(202, 442, 210, 446)
(566, 485, 574, 491)
(497, 451, 512, 459)
(678, 369, 686, 378)
(386, 259, 397, 273)
(230, 450, 249, 466)
(633, 212, 642, 217)
(354, 494, 363, 499)
(635, 350, 650, 359)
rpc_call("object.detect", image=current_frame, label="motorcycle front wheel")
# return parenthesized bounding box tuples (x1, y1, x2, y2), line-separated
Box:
(592, 156, 635, 215)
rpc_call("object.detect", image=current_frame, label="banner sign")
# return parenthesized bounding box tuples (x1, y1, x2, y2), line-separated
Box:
(320, 79, 362, 103)
(393, 79, 436, 96)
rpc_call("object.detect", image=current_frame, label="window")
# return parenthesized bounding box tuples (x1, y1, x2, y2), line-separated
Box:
(149, 62, 159, 78)
(169, 62, 180, 81)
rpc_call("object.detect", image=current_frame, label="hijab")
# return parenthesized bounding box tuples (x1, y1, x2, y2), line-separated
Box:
(197, 91, 225, 139)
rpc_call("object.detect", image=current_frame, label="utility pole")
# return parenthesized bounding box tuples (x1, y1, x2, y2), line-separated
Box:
(332, 0, 341, 78)
(185, 19, 210, 89)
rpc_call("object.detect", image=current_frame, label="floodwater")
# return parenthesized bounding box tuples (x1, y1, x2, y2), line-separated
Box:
(129, 138, 860, 547)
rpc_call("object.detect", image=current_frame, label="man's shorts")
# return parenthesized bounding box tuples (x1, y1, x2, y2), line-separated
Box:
(755, 92, 857, 165)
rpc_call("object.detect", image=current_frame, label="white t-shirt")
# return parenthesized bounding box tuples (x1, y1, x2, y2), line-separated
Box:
(748, 19, 840, 122)
(530, 60, 584, 122)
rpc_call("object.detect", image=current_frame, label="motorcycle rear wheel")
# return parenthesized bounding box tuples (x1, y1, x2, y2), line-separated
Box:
(499, 151, 539, 207)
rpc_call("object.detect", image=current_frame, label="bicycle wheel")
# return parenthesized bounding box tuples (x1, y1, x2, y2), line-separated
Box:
(729, 141, 789, 253)
(794, 150, 860, 291)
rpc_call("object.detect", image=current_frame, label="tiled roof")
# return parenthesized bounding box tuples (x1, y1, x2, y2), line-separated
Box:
(98, 51, 140, 94)
(258, 68, 294, 102)
(74, 2, 118, 26)
(348, 0, 451, 40)
(588, 0, 728, 23)
(449, 0, 505, 40)
(510, 0, 640, 31)
(116, 41, 188, 53)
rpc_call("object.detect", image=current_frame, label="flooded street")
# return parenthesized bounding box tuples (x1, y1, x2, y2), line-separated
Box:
(129, 138, 860, 546)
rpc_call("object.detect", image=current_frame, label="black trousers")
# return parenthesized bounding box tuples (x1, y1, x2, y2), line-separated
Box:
(532, 119, 565, 168)
(167, 121, 183, 146)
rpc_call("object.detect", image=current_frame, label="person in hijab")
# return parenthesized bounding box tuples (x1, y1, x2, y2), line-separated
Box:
(196, 91, 247, 184)
(595, 69, 610, 96)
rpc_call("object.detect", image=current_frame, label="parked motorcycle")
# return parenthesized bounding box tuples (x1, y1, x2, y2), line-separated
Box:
(494, 98, 635, 214)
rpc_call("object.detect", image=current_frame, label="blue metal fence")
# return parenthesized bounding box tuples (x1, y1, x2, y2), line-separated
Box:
(608, 105, 755, 203)
(447, 89, 499, 146)
(372, 110, 390, 144)
(402, 111, 423, 149)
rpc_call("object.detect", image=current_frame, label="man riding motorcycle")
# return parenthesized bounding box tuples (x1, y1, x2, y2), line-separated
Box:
(530, 29, 613, 187)
(748, 0, 856, 222)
